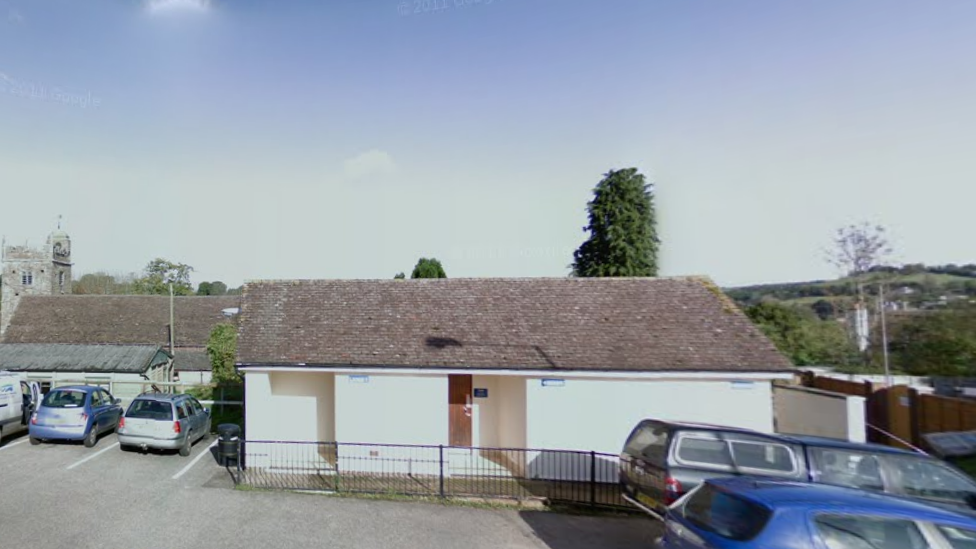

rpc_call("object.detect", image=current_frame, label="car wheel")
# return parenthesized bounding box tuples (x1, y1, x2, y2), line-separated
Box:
(29, 436, 41, 446)
(179, 433, 192, 457)
(84, 425, 98, 448)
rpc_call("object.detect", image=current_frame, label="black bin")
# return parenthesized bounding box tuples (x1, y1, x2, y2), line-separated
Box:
(217, 423, 241, 467)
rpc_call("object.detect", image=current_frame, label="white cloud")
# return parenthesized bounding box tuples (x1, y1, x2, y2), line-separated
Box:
(343, 149, 397, 181)
(146, 0, 212, 13)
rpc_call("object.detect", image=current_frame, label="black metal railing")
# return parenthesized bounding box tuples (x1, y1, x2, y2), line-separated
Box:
(230, 440, 628, 509)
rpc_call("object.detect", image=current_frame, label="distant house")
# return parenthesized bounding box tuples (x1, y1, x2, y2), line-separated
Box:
(0, 343, 172, 398)
(1, 295, 241, 388)
(237, 277, 795, 454)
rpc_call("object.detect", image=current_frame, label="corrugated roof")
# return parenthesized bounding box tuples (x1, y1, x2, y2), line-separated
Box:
(0, 344, 169, 373)
(2, 295, 240, 346)
(236, 277, 793, 373)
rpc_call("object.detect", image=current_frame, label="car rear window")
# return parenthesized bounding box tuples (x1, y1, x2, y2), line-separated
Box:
(680, 484, 771, 541)
(126, 400, 173, 420)
(675, 434, 798, 474)
(42, 389, 87, 408)
(624, 423, 668, 464)
(815, 514, 927, 549)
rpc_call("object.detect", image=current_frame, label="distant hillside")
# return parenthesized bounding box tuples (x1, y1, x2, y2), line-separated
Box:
(725, 264, 976, 314)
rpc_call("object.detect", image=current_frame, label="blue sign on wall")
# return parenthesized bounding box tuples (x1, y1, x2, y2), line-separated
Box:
(474, 388, 488, 398)
(541, 378, 565, 387)
(349, 375, 370, 384)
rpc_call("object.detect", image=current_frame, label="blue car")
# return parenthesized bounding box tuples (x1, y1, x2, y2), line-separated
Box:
(658, 476, 976, 548)
(29, 385, 123, 448)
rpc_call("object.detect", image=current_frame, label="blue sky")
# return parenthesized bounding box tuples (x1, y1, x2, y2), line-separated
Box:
(1, 0, 973, 288)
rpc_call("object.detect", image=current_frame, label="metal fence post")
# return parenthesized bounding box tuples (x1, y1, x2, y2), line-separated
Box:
(335, 441, 341, 493)
(439, 445, 445, 498)
(589, 451, 597, 506)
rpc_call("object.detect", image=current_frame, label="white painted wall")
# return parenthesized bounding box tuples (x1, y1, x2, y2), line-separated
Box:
(244, 371, 334, 442)
(334, 373, 447, 446)
(472, 375, 527, 449)
(774, 385, 867, 443)
(526, 378, 775, 455)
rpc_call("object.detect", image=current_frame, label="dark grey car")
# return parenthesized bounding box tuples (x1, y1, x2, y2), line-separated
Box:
(117, 393, 211, 456)
(619, 419, 808, 518)
(620, 418, 976, 520)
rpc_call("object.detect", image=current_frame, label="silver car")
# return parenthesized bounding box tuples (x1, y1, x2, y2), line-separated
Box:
(117, 393, 211, 456)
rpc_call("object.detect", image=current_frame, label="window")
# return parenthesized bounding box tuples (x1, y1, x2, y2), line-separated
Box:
(676, 437, 734, 467)
(188, 398, 203, 415)
(58, 271, 65, 290)
(815, 514, 927, 549)
(41, 389, 86, 408)
(938, 525, 976, 549)
(125, 400, 174, 420)
(90, 391, 103, 407)
(680, 484, 771, 541)
(625, 423, 668, 464)
(177, 401, 189, 419)
(730, 441, 795, 472)
(21, 271, 33, 285)
(886, 455, 976, 504)
(809, 448, 887, 491)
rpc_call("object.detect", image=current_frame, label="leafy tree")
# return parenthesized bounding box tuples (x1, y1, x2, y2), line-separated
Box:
(206, 323, 240, 384)
(72, 272, 137, 294)
(746, 301, 861, 367)
(197, 281, 228, 296)
(411, 258, 446, 279)
(132, 258, 194, 296)
(572, 168, 659, 277)
(887, 305, 976, 376)
(394, 272, 406, 279)
(811, 299, 836, 321)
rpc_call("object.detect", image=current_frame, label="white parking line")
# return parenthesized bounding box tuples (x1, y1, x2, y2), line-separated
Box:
(0, 439, 28, 452)
(66, 442, 120, 470)
(171, 439, 218, 480)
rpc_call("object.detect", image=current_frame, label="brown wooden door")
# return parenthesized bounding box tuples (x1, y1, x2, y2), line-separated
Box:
(449, 374, 473, 447)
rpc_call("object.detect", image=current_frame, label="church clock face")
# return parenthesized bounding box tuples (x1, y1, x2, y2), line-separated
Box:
(53, 242, 70, 260)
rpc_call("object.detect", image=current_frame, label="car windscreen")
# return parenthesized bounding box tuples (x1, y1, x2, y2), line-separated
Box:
(883, 454, 976, 505)
(680, 483, 772, 541)
(41, 390, 87, 408)
(125, 400, 173, 420)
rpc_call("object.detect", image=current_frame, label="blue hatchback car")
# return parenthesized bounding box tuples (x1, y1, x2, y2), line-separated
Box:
(29, 385, 123, 448)
(658, 477, 976, 548)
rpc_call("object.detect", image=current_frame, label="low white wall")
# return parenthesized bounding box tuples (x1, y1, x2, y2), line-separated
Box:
(334, 373, 447, 446)
(526, 377, 775, 456)
(774, 384, 867, 443)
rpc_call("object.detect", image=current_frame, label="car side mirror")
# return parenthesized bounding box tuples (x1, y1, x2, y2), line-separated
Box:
(114, 398, 121, 405)
(204, 408, 211, 416)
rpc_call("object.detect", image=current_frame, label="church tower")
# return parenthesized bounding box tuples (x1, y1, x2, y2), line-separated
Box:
(0, 228, 73, 336)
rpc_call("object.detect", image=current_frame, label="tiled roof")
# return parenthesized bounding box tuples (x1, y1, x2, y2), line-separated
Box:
(173, 348, 213, 372)
(0, 343, 169, 374)
(2, 295, 240, 347)
(236, 277, 793, 373)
